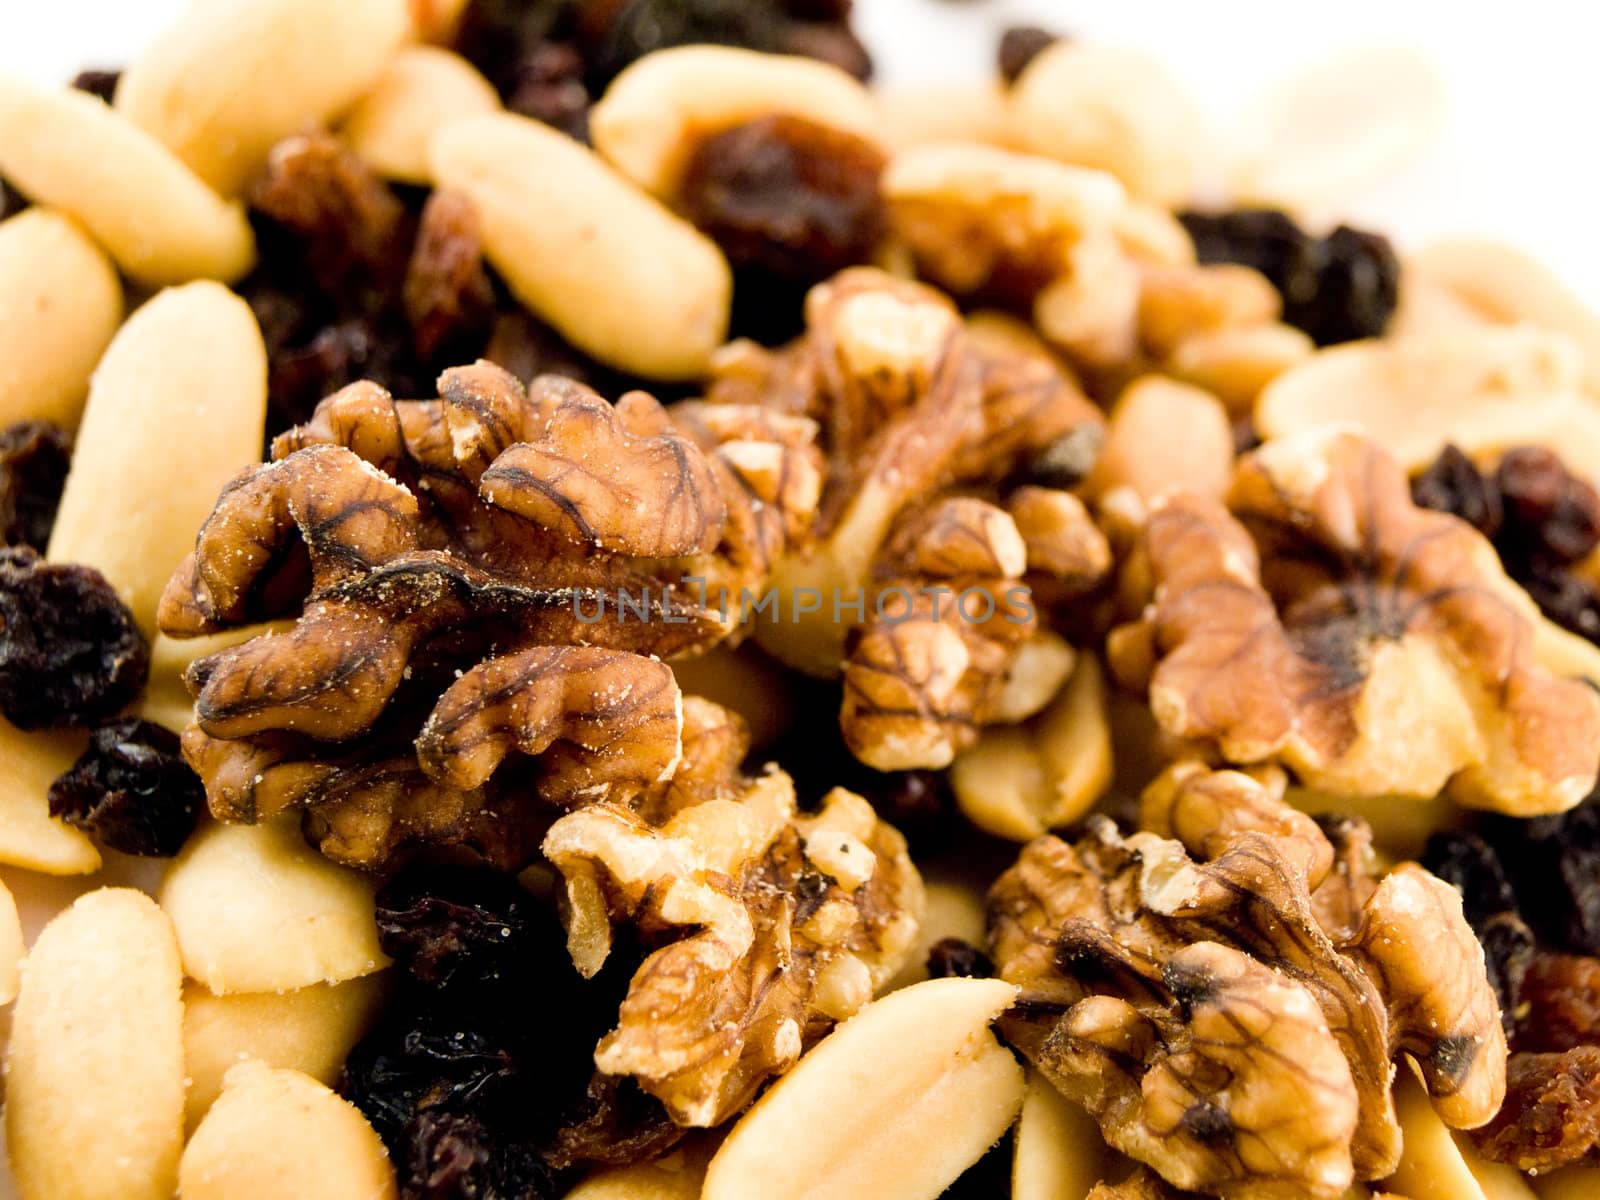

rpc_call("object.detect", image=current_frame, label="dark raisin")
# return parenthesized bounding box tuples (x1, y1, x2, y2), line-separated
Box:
(1421, 831, 1520, 927)
(1295, 224, 1400, 346)
(1493, 796, 1600, 956)
(452, 0, 573, 102)
(1480, 915, 1539, 1036)
(1524, 569, 1600, 645)
(544, 1072, 684, 1171)
(0, 174, 26, 221)
(47, 718, 203, 856)
(1497, 446, 1600, 566)
(1180, 208, 1319, 300)
(505, 41, 592, 138)
(680, 114, 886, 285)
(1412, 444, 1503, 537)
(781, 0, 851, 20)
(399, 1110, 559, 1200)
(69, 69, 121, 102)
(997, 25, 1060, 85)
(1474, 1046, 1600, 1172)
(583, 0, 790, 89)
(404, 191, 498, 367)
(0, 420, 73, 551)
(927, 937, 996, 980)
(778, 21, 872, 80)
(1516, 954, 1600, 1054)
(871, 769, 964, 853)
(0, 547, 148, 731)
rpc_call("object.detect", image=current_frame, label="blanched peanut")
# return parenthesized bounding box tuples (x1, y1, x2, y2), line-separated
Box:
(114, 0, 411, 196)
(886, 876, 987, 991)
(431, 112, 732, 380)
(951, 654, 1113, 841)
(1534, 1167, 1600, 1200)
(591, 45, 883, 196)
(1168, 321, 1315, 414)
(1013, 1073, 1115, 1200)
(183, 975, 389, 1130)
(876, 83, 1012, 152)
(1385, 1068, 1536, 1200)
(0, 719, 100, 875)
(5, 888, 185, 1200)
(0, 77, 254, 285)
(340, 45, 499, 185)
(0, 875, 21, 1004)
(561, 1146, 712, 1200)
(1088, 376, 1234, 503)
(47, 281, 267, 635)
(1010, 42, 1203, 206)
(179, 1061, 397, 1200)
(0, 209, 122, 428)
(703, 978, 1025, 1200)
(159, 818, 390, 993)
(1284, 786, 1460, 861)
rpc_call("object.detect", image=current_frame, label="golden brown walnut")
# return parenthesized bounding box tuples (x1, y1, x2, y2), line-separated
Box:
(156, 362, 810, 868)
(705, 269, 1107, 767)
(1110, 429, 1600, 815)
(543, 767, 923, 1127)
(988, 765, 1506, 1199)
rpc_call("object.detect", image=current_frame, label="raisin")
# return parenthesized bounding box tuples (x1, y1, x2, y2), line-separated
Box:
(1179, 209, 1399, 346)
(0, 174, 26, 221)
(1479, 915, 1539, 1035)
(0, 547, 148, 731)
(1524, 569, 1600, 644)
(1412, 444, 1503, 538)
(778, 21, 872, 81)
(1497, 446, 1600, 566)
(927, 937, 996, 980)
(399, 1110, 559, 1200)
(404, 191, 497, 366)
(998, 25, 1060, 85)
(1474, 1046, 1600, 1172)
(584, 0, 791, 89)
(680, 114, 886, 285)
(781, 0, 851, 20)
(69, 69, 121, 102)
(544, 1072, 684, 1171)
(506, 41, 592, 138)
(1516, 954, 1600, 1054)
(47, 718, 203, 856)
(0, 420, 72, 551)
(1421, 831, 1520, 927)
(452, 0, 573, 103)
(1493, 796, 1600, 957)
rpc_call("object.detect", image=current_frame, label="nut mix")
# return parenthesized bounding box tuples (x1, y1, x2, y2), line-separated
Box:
(0, 4, 1598, 1199)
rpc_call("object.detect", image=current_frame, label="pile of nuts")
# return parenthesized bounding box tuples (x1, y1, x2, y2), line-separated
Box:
(3, 1, 1600, 1198)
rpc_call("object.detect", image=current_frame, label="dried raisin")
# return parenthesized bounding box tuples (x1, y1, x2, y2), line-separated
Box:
(1474, 1046, 1600, 1172)
(69, 69, 121, 102)
(0, 420, 72, 552)
(1497, 446, 1600, 566)
(1412, 443, 1503, 538)
(927, 937, 996, 980)
(0, 547, 148, 731)
(0, 174, 26, 221)
(998, 26, 1060, 85)
(1516, 954, 1600, 1054)
(404, 191, 497, 366)
(47, 718, 203, 856)
(400, 1110, 558, 1200)
(1495, 796, 1600, 957)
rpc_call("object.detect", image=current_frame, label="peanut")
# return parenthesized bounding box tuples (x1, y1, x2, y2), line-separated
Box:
(158, 818, 391, 993)
(1089, 376, 1234, 503)
(0, 719, 100, 875)
(178, 1061, 397, 1200)
(431, 112, 732, 380)
(0, 76, 254, 285)
(702, 977, 1025, 1200)
(1013, 1073, 1116, 1200)
(182, 974, 389, 1130)
(114, 0, 411, 196)
(46, 281, 267, 635)
(1534, 1167, 1600, 1200)
(340, 45, 499, 185)
(5, 888, 185, 1200)
(1168, 321, 1315, 415)
(408, 0, 472, 44)
(591, 45, 883, 197)
(561, 1146, 713, 1200)
(0, 209, 122, 428)
(877, 83, 1012, 152)
(1010, 42, 1203, 206)
(1385, 1067, 1537, 1200)
(0, 874, 21, 1004)
(1137, 263, 1282, 359)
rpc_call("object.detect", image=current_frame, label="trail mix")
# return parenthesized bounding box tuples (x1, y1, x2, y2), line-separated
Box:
(2, 1, 1600, 1198)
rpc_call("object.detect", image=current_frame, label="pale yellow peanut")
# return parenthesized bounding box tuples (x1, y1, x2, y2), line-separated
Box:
(1284, 786, 1461, 862)
(159, 818, 390, 993)
(591, 45, 883, 196)
(0, 76, 253, 284)
(114, 0, 411, 196)
(183, 974, 389, 1130)
(0, 209, 122, 428)
(1010, 41, 1202, 206)
(0, 875, 21, 1004)
(876, 83, 1013, 152)
(951, 653, 1113, 841)
(1088, 376, 1234, 503)
(990, 631, 1079, 724)
(1391, 272, 1497, 340)
(1113, 199, 1197, 269)
(47, 281, 267, 635)
(887, 876, 988, 991)
(408, 0, 472, 44)
(1535, 615, 1600, 686)
(1138, 263, 1281, 359)
(1533, 1167, 1600, 1199)
(1409, 239, 1600, 390)
(140, 621, 296, 734)
(1168, 322, 1315, 415)
(341, 45, 499, 185)
(1013, 1073, 1115, 1200)
(432, 112, 732, 380)
(0, 719, 100, 875)
(1383, 1068, 1536, 1200)
(179, 1061, 396, 1200)
(703, 978, 1025, 1200)
(561, 1146, 713, 1200)
(5, 888, 185, 1200)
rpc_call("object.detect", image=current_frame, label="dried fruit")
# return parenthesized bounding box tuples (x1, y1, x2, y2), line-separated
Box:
(998, 26, 1062, 86)
(0, 420, 71, 551)
(375, 863, 548, 996)
(1517, 955, 1600, 1055)
(0, 546, 149, 731)
(1497, 446, 1600, 567)
(400, 1109, 558, 1200)
(69, 68, 120, 102)
(926, 937, 995, 980)
(1421, 831, 1536, 1034)
(47, 718, 203, 856)
(0, 172, 25, 220)
(1473, 1046, 1600, 1173)
(1180, 208, 1400, 345)
(1412, 443, 1504, 538)
(1490, 795, 1600, 956)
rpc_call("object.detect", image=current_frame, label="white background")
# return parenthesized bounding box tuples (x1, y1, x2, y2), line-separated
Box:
(3, 0, 1598, 304)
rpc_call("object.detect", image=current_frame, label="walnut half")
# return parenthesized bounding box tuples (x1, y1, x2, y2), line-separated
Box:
(989, 765, 1506, 1199)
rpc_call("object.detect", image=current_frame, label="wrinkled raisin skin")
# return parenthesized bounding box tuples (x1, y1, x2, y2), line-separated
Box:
(400, 1108, 559, 1200)
(375, 863, 553, 995)
(1412, 443, 1503, 539)
(1517, 955, 1600, 1055)
(0, 420, 72, 552)
(1495, 798, 1600, 957)
(47, 718, 203, 856)
(1474, 1045, 1600, 1172)
(0, 547, 148, 731)
(997, 25, 1060, 85)
(1497, 446, 1600, 566)
(927, 938, 996, 980)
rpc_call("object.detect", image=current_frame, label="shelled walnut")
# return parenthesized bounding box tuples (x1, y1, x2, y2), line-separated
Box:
(157, 362, 816, 868)
(989, 765, 1505, 1199)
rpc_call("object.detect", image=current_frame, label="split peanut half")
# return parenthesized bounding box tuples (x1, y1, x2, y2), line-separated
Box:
(1013, 1072, 1117, 1200)
(340, 45, 500, 185)
(0, 875, 22, 1004)
(0, 719, 101, 875)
